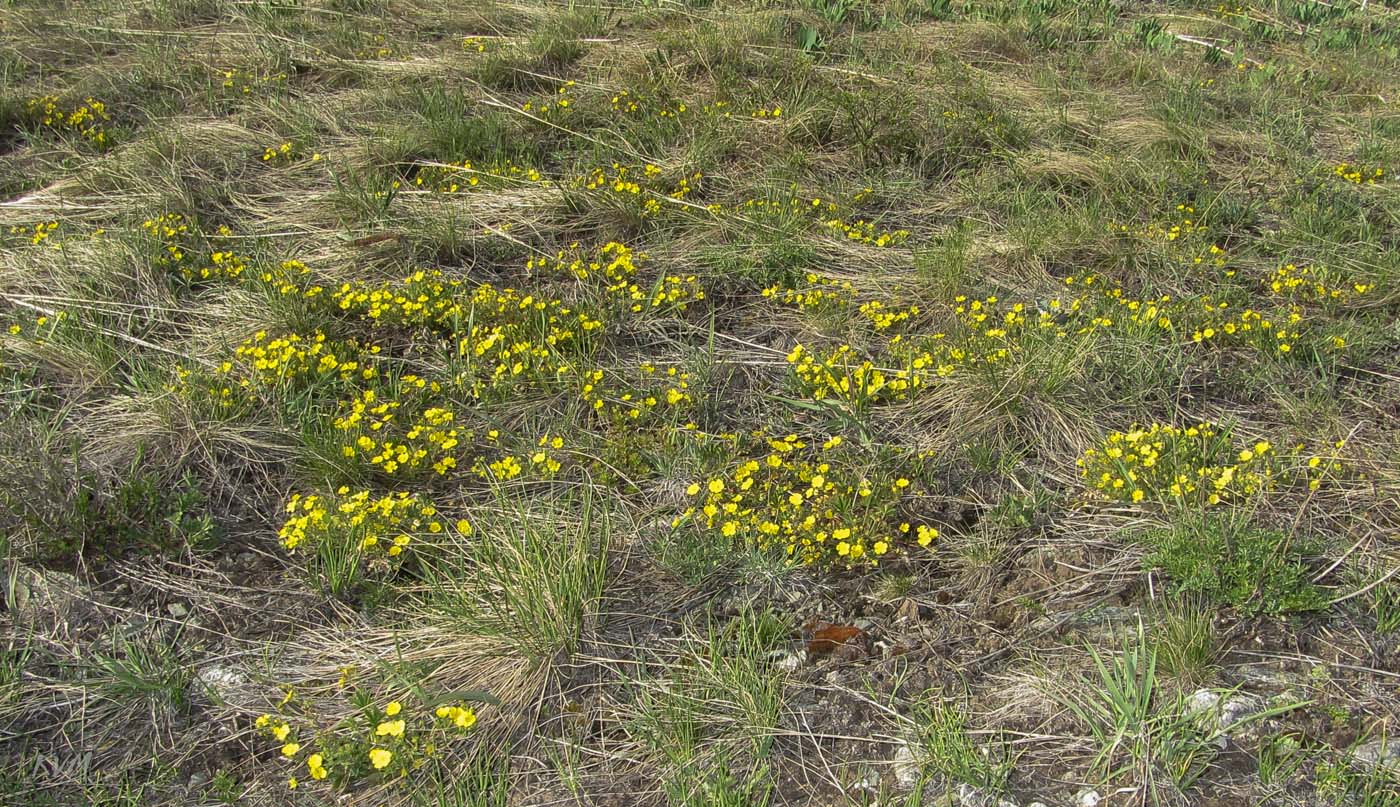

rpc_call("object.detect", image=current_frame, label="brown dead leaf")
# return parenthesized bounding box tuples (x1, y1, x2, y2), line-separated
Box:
(802, 618, 870, 657)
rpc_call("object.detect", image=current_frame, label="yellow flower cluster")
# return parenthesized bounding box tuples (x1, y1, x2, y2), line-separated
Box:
(331, 269, 604, 381)
(258, 259, 320, 297)
(356, 34, 394, 60)
(469, 431, 566, 482)
(278, 488, 445, 559)
(674, 434, 937, 566)
(762, 274, 856, 312)
(26, 95, 109, 145)
(776, 256, 1359, 414)
(171, 330, 381, 412)
(331, 269, 469, 329)
(171, 364, 249, 412)
(762, 273, 918, 331)
(577, 163, 703, 217)
(413, 158, 544, 193)
(522, 80, 575, 117)
(454, 292, 601, 400)
(609, 89, 693, 118)
(786, 344, 923, 410)
(1302, 440, 1348, 491)
(327, 376, 572, 482)
(880, 294, 1076, 385)
(256, 689, 478, 793)
(739, 193, 907, 246)
(751, 106, 784, 118)
(527, 240, 641, 283)
(462, 36, 488, 52)
(578, 363, 694, 424)
(1333, 162, 1383, 184)
(434, 704, 478, 729)
(1183, 298, 1302, 353)
(5, 312, 68, 345)
(186, 250, 248, 282)
(1078, 423, 1278, 506)
(857, 300, 920, 331)
(527, 241, 704, 315)
(333, 381, 465, 477)
(233, 330, 379, 388)
(139, 213, 255, 283)
(9, 221, 58, 247)
(218, 67, 287, 96)
(1266, 263, 1373, 304)
(1112, 203, 1205, 243)
(141, 213, 192, 267)
(822, 216, 910, 247)
(261, 141, 316, 164)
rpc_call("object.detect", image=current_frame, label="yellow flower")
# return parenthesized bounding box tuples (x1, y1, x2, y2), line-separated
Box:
(454, 708, 477, 729)
(686, 482, 701, 496)
(272, 723, 291, 741)
(307, 753, 327, 780)
(375, 719, 405, 737)
(916, 526, 939, 547)
(369, 748, 393, 769)
(288, 777, 298, 789)
(708, 479, 724, 494)
(385, 701, 402, 716)
(281, 742, 301, 757)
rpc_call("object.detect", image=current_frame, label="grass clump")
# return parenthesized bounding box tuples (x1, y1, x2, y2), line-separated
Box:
(1140, 514, 1326, 617)
(1055, 624, 1243, 804)
(417, 489, 611, 664)
(913, 698, 1015, 795)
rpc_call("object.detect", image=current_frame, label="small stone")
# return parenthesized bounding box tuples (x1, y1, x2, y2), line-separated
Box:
(895, 597, 921, 623)
(1187, 689, 1221, 716)
(1076, 789, 1102, 807)
(772, 650, 804, 673)
(167, 602, 189, 619)
(956, 783, 1017, 807)
(1352, 738, 1400, 775)
(890, 742, 921, 791)
(4, 565, 85, 625)
(1220, 694, 1262, 729)
(197, 665, 247, 704)
(850, 767, 880, 793)
(1027, 803, 1049, 807)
